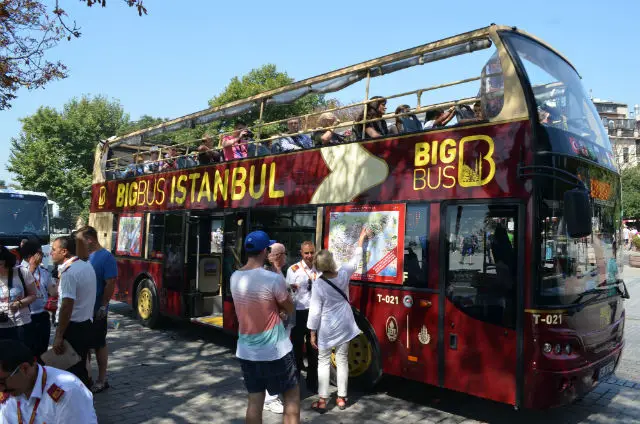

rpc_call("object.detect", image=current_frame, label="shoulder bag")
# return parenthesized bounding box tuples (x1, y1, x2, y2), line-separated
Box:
(319, 275, 349, 303)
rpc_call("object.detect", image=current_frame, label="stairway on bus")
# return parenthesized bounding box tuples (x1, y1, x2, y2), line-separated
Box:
(189, 293, 224, 328)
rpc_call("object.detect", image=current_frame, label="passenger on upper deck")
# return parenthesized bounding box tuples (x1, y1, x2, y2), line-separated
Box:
(423, 106, 456, 130)
(221, 121, 251, 160)
(312, 112, 346, 147)
(197, 133, 222, 165)
(271, 118, 313, 153)
(124, 154, 145, 178)
(389, 105, 422, 135)
(353, 96, 388, 140)
(160, 146, 180, 172)
(144, 146, 161, 174)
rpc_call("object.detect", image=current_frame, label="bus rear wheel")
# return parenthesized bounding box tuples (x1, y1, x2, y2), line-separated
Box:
(136, 279, 160, 328)
(330, 313, 381, 391)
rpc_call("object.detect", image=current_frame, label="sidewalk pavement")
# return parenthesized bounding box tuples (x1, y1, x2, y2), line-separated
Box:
(91, 267, 640, 424)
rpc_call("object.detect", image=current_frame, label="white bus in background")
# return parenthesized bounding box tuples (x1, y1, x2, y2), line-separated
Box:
(0, 188, 59, 270)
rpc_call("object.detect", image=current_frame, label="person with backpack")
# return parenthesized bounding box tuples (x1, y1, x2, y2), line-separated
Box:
(308, 227, 368, 413)
(389, 104, 423, 135)
(0, 245, 37, 345)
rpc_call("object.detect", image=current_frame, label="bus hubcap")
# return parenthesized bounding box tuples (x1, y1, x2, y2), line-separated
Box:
(138, 287, 153, 320)
(331, 332, 372, 377)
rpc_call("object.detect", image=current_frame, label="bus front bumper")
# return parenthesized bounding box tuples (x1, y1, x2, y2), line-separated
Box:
(525, 341, 624, 409)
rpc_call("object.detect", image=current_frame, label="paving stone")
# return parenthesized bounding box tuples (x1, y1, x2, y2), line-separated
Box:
(92, 273, 640, 423)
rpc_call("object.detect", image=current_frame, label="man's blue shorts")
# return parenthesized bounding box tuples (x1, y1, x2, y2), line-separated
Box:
(239, 351, 298, 394)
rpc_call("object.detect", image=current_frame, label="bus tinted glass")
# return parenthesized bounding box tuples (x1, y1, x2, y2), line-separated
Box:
(503, 33, 615, 170)
(0, 195, 49, 236)
(537, 159, 621, 306)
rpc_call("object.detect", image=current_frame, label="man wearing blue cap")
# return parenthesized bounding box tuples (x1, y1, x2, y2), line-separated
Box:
(231, 231, 300, 424)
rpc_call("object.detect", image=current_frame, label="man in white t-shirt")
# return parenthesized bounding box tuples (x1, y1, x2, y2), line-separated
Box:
(231, 231, 299, 424)
(50, 236, 97, 387)
(285, 241, 319, 392)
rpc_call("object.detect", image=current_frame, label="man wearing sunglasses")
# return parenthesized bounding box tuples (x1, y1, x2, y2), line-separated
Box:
(285, 241, 319, 393)
(0, 339, 97, 423)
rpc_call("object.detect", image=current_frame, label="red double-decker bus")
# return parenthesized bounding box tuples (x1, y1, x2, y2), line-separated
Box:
(89, 25, 628, 409)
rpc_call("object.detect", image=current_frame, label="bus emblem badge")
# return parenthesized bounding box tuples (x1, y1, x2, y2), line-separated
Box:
(386, 316, 398, 342)
(403, 295, 413, 308)
(418, 325, 431, 345)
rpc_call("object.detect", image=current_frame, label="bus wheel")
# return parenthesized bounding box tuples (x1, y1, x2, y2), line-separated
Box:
(330, 313, 381, 391)
(136, 279, 160, 328)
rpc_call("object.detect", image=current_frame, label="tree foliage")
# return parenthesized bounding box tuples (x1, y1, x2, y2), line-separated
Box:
(622, 166, 640, 219)
(0, 0, 146, 110)
(208, 64, 326, 137)
(8, 95, 128, 222)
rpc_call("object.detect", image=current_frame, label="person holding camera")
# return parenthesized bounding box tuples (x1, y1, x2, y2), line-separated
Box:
(285, 241, 319, 393)
(0, 245, 37, 344)
(221, 121, 252, 161)
(423, 106, 456, 129)
(20, 241, 56, 360)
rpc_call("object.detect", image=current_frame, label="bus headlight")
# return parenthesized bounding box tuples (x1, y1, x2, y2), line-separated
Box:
(554, 344, 562, 354)
(543, 343, 552, 353)
(564, 344, 572, 355)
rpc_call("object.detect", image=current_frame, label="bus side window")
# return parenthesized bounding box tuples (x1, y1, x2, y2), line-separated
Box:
(147, 214, 165, 260)
(404, 204, 429, 288)
(445, 204, 517, 329)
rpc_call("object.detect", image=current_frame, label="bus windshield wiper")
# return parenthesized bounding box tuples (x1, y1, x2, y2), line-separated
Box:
(571, 286, 609, 309)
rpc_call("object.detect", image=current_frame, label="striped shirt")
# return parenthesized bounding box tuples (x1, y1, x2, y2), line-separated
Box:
(230, 268, 293, 361)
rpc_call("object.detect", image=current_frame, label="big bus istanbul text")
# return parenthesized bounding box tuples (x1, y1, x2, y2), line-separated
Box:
(113, 162, 284, 208)
(413, 134, 496, 190)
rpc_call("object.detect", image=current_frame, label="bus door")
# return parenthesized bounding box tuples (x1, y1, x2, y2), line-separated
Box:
(186, 213, 225, 324)
(162, 212, 186, 291)
(441, 203, 520, 405)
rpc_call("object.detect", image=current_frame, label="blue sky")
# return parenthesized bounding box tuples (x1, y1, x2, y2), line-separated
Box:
(1, 0, 639, 184)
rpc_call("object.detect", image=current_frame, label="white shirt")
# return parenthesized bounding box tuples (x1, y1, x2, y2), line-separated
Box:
(21, 261, 52, 315)
(1, 365, 97, 424)
(307, 248, 363, 350)
(286, 261, 317, 310)
(0, 266, 36, 328)
(56, 257, 97, 323)
(623, 228, 630, 240)
(423, 120, 436, 129)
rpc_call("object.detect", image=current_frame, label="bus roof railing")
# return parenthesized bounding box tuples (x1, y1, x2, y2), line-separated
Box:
(103, 68, 488, 171)
(106, 26, 497, 148)
(105, 95, 480, 174)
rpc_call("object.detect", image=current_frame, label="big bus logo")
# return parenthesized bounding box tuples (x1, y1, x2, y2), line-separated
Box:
(412, 134, 496, 190)
(98, 186, 107, 208)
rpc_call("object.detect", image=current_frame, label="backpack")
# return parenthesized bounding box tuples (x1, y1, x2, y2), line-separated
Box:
(400, 115, 423, 133)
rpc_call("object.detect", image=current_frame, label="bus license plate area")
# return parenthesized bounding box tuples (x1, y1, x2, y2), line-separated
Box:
(597, 361, 615, 381)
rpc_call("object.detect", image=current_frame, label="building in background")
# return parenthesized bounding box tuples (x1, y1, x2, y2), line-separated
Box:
(593, 99, 640, 169)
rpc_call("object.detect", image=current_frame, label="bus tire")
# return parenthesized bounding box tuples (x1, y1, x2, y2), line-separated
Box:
(135, 279, 160, 328)
(330, 311, 382, 391)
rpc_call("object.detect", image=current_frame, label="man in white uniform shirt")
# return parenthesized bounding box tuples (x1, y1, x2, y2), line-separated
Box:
(285, 241, 319, 392)
(50, 236, 97, 387)
(0, 339, 97, 423)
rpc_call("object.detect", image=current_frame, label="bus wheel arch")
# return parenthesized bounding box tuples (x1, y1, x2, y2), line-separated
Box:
(134, 276, 161, 328)
(330, 308, 382, 391)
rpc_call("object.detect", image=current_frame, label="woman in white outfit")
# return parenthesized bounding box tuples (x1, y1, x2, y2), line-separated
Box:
(308, 228, 367, 412)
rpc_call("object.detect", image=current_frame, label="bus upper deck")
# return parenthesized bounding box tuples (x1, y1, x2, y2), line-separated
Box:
(95, 24, 613, 187)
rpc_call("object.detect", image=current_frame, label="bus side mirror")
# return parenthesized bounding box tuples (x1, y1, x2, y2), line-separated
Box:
(564, 188, 592, 238)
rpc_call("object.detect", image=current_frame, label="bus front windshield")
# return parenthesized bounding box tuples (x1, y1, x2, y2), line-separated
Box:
(537, 161, 621, 306)
(503, 32, 613, 166)
(0, 195, 49, 237)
